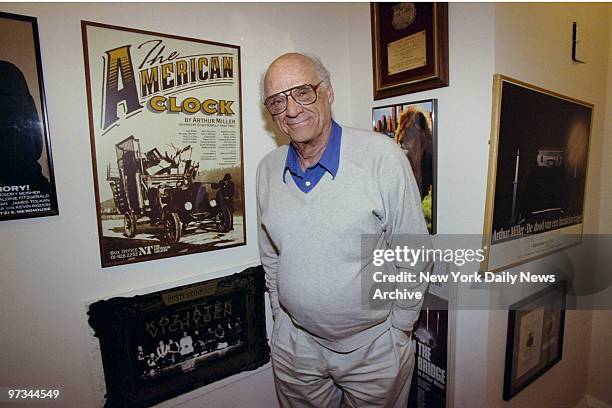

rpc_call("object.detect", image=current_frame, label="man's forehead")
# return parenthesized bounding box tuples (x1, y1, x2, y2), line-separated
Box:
(265, 57, 319, 94)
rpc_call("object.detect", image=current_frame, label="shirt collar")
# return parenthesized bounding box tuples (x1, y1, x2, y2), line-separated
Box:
(283, 120, 342, 181)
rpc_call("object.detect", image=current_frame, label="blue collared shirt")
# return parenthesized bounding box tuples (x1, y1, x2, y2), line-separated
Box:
(283, 121, 342, 193)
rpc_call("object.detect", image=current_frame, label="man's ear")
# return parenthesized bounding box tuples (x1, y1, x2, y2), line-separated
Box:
(326, 84, 335, 104)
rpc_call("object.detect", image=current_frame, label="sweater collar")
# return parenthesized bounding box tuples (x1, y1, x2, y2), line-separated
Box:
(283, 120, 342, 182)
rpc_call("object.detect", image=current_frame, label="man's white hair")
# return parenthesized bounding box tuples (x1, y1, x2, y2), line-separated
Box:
(260, 53, 332, 103)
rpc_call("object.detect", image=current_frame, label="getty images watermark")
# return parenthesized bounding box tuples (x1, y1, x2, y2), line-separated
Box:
(357, 234, 608, 311)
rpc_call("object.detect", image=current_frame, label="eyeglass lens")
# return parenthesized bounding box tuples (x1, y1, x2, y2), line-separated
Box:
(265, 84, 318, 115)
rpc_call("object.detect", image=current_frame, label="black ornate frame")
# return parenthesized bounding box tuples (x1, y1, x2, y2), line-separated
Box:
(88, 266, 269, 407)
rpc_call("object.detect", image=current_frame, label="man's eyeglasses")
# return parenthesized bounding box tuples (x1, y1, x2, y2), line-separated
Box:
(264, 82, 323, 116)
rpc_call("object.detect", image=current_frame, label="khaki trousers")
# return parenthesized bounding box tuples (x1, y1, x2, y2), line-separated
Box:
(270, 312, 415, 408)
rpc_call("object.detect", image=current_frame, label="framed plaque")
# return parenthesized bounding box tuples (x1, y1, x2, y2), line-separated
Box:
(370, 3, 449, 100)
(0, 12, 59, 220)
(82, 21, 246, 267)
(88, 265, 270, 408)
(482, 75, 593, 272)
(503, 281, 566, 400)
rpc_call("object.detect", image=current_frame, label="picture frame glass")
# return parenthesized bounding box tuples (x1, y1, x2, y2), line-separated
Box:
(82, 21, 246, 267)
(504, 281, 566, 400)
(372, 99, 437, 234)
(371, 3, 449, 99)
(0, 12, 59, 220)
(88, 266, 270, 407)
(483, 76, 593, 271)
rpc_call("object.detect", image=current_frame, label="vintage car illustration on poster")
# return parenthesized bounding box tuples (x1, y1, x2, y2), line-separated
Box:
(107, 136, 234, 244)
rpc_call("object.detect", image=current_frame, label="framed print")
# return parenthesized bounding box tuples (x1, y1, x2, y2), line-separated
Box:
(408, 283, 449, 408)
(82, 21, 245, 267)
(0, 12, 59, 220)
(503, 281, 566, 400)
(372, 99, 437, 233)
(88, 265, 270, 408)
(482, 75, 593, 272)
(371, 3, 449, 100)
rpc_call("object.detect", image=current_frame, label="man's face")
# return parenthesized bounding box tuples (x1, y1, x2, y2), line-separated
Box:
(264, 55, 334, 144)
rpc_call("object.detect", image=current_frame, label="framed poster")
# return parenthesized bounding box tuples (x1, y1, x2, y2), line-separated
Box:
(371, 3, 449, 100)
(0, 12, 59, 220)
(88, 265, 270, 408)
(82, 21, 246, 267)
(408, 283, 448, 408)
(503, 281, 566, 400)
(482, 75, 593, 272)
(372, 99, 437, 233)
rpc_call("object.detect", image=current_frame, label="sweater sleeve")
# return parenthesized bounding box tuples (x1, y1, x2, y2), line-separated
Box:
(256, 161, 281, 320)
(380, 142, 432, 332)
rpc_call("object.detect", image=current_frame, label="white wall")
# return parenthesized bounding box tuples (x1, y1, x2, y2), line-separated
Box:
(347, 3, 495, 234)
(1, 3, 610, 408)
(599, 8, 612, 236)
(494, 3, 610, 236)
(0, 3, 354, 407)
(348, 3, 611, 408)
(486, 4, 611, 408)
(587, 6, 612, 407)
(347, 3, 497, 408)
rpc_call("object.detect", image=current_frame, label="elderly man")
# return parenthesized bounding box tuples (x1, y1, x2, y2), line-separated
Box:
(256, 53, 429, 408)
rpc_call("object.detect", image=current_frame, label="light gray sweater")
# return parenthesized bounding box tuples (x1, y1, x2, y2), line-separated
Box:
(256, 125, 430, 352)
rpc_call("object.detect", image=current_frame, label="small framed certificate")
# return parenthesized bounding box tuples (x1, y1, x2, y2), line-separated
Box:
(371, 3, 449, 100)
(503, 281, 566, 400)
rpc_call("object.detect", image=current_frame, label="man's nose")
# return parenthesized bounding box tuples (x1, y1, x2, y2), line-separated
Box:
(285, 94, 304, 117)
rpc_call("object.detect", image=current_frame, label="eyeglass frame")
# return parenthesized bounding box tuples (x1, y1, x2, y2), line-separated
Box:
(263, 81, 324, 116)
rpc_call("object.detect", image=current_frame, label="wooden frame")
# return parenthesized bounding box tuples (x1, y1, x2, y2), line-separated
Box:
(87, 266, 269, 408)
(482, 75, 593, 272)
(503, 281, 566, 400)
(82, 21, 246, 267)
(371, 3, 449, 100)
(0, 12, 59, 220)
(372, 99, 437, 234)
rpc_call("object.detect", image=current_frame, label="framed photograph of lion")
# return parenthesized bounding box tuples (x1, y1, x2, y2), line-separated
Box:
(372, 99, 437, 234)
(482, 75, 593, 272)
